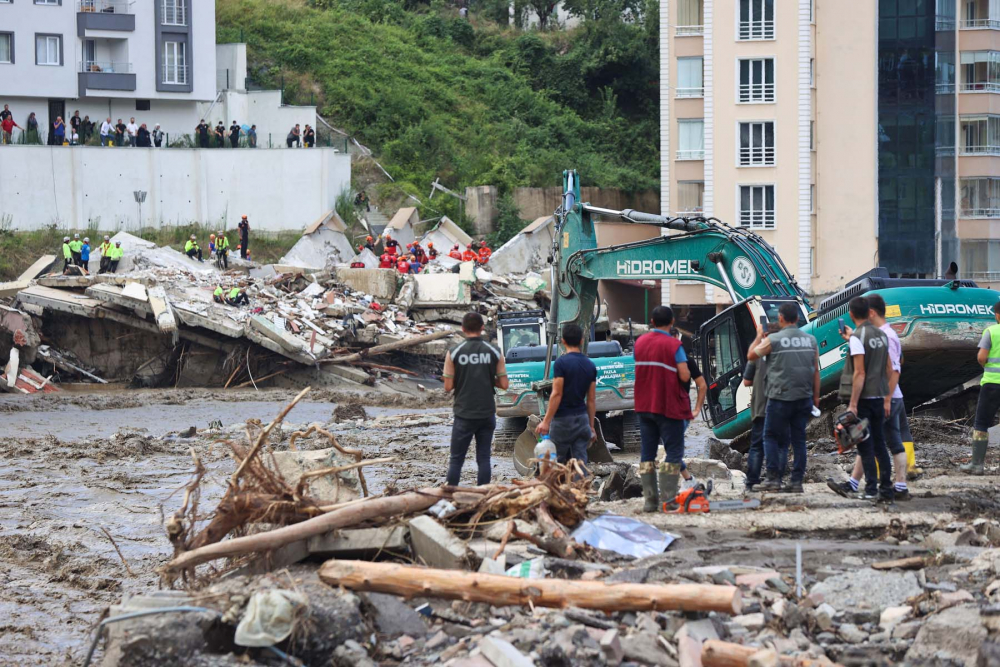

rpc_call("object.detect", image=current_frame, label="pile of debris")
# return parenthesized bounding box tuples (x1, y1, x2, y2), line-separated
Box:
(0, 229, 549, 393)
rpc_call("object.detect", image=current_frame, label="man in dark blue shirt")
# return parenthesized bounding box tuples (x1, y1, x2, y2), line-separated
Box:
(537, 323, 598, 467)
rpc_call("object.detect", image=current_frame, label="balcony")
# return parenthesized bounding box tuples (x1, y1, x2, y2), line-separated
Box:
(962, 81, 1000, 92)
(76, 1, 135, 34)
(78, 61, 135, 92)
(739, 146, 775, 166)
(162, 64, 190, 86)
(676, 86, 704, 98)
(676, 149, 705, 160)
(675, 25, 704, 36)
(962, 1, 1000, 29)
(738, 20, 774, 40)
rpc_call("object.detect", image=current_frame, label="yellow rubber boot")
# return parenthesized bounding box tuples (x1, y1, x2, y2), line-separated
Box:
(904, 441, 922, 478)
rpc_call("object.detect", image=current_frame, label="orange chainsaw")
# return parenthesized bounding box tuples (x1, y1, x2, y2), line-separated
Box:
(663, 480, 761, 513)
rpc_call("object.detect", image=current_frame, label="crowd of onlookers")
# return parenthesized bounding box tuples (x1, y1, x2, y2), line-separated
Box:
(1, 103, 319, 149)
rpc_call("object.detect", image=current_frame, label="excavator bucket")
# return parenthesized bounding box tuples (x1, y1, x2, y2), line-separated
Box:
(512, 415, 614, 477)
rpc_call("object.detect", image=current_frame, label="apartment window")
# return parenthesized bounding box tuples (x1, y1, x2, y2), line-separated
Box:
(810, 121, 815, 150)
(961, 51, 1000, 92)
(677, 119, 705, 160)
(739, 121, 775, 166)
(162, 40, 187, 84)
(677, 57, 704, 98)
(810, 185, 816, 213)
(739, 0, 775, 40)
(35, 34, 61, 66)
(960, 178, 1000, 217)
(739, 184, 775, 229)
(136, 100, 151, 111)
(677, 0, 704, 35)
(809, 0, 814, 22)
(962, 0, 1000, 28)
(810, 58, 815, 87)
(962, 239, 1000, 278)
(0, 33, 12, 64)
(162, 0, 187, 25)
(739, 58, 775, 103)
(960, 115, 1000, 154)
(937, 51, 956, 93)
(35, 0, 60, 4)
(937, 115, 956, 154)
(677, 181, 705, 214)
(937, 0, 957, 30)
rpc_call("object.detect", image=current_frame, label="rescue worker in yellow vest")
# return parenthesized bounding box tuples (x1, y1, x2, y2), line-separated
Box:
(213, 286, 225, 304)
(61, 236, 72, 273)
(98, 236, 112, 274)
(184, 235, 203, 262)
(216, 231, 230, 269)
(965, 301, 1000, 474)
(69, 234, 83, 266)
(107, 241, 123, 274)
(226, 286, 249, 307)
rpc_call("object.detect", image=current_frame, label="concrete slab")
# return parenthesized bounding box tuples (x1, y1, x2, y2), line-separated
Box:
(16, 285, 101, 317)
(250, 315, 312, 354)
(0, 280, 30, 298)
(332, 268, 399, 300)
(0, 305, 41, 348)
(280, 227, 355, 269)
(121, 282, 148, 301)
(408, 515, 474, 570)
(147, 285, 177, 334)
(309, 526, 408, 557)
(270, 448, 363, 504)
(17, 254, 57, 282)
(86, 284, 153, 317)
(171, 300, 246, 338)
(36, 275, 94, 288)
(323, 363, 372, 385)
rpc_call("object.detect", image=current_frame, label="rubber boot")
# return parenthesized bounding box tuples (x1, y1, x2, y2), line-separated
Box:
(904, 441, 923, 478)
(639, 461, 659, 513)
(960, 432, 988, 475)
(658, 461, 681, 511)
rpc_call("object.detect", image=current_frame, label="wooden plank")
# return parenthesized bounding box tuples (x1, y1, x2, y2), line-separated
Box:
(871, 556, 927, 571)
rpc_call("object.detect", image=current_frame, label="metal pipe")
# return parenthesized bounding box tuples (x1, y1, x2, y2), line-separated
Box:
(712, 256, 740, 303)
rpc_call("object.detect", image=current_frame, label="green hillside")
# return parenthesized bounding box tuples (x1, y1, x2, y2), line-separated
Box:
(216, 0, 659, 213)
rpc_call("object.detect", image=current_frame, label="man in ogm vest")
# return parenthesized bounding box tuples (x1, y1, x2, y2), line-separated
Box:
(967, 301, 1000, 474)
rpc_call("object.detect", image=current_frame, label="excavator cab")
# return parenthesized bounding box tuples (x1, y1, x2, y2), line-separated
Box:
(698, 296, 808, 432)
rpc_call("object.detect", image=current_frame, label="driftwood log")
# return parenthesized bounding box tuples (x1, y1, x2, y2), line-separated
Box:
(701, 641, 842, 667)
(318, 560, 743, 614)
(161, 488, 447, 578)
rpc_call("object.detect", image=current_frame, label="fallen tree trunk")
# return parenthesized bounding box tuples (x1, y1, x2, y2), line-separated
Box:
(161, 487, 447, 578)
(702, 641, 842, 667)
(318, 560, 742, 614)
(321, 330, 457, 365)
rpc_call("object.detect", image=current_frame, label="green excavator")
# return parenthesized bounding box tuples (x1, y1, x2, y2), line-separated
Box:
(500, 170, 1000, 473)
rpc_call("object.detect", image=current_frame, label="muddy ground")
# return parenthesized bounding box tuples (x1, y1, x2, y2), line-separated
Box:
(0, 387, 997, 666)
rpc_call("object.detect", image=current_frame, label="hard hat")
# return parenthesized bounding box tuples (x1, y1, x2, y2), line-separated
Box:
(217, 231, 223, 236)
(366, 236, 373, 242)
(466, 244, 472, 249)
(190, 234, 196, 240)
(64, 236, 70, 242)
(83, 237, 89, 242)
(115, 241, 121, 246)
(241, 215, 248, 220)
(104, 235, 109, 240)
(428, 242, 434, 247)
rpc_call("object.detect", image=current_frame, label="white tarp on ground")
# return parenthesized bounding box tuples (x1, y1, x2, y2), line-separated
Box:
(280, 227, 356, 269)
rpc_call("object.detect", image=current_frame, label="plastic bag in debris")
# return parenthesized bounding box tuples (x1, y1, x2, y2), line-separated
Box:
(570, 514, 677, 559)
(234, 589, 308, 647)
(427, 499, 457, 518)
(520, 272, 546, 292)
(505, 557, 547, 579)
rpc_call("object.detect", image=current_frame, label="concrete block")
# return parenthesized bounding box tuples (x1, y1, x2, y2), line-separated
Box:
(412, 273, 471, 307)
(171, 300, 246, 338)
(17, 254, 57, 281)
(36, 275, 93, 288)
(365, 592, 428, 637)
(121, 282, 148, 301)
(479, 636, 534, 667)
(333, 267, 399, 300)
(408, 515, 474, 570)
(323, 363, 372, 385)
(600, 628, 624, 666)
(270, 448, 363, 504)
(86, 284, 154, 316)
(0, 280, 30, 298)
(250, 315, 312, 355)
(309, 526, 408, 557)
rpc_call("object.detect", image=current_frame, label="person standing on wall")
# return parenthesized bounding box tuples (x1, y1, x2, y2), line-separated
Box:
(536, 323, 597, 471)
(238, 215, 250, 260)
(746, 302, 820, 494)
(126, 117, 138, 147)
(248, 125, 257, 148)
(196, 119, 210, 148)
(214, 122, 226, 148)
(100, 118, 113, 147)
(114, 119, 126, 147)
(444, 312, 508, 486)
(152, 124, 164, 148)
(303, 125, 315, 148)
(633, 306, 691, 512)
(229, 120, 241, 148)
(70, 110, 81, 142)
(52, 117, 66, 146)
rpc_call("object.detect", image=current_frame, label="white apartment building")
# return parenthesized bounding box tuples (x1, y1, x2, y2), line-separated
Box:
(0, 0, 216, 137)
(660, 0, 880, 310)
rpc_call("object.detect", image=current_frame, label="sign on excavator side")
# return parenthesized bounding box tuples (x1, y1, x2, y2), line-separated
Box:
(615, 259, 698, 278)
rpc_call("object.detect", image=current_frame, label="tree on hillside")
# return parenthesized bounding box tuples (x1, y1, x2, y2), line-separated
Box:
(514, 0, 557, 29)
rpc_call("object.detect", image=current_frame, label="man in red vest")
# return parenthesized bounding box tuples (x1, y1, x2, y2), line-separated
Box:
(633, 306, 692, 512)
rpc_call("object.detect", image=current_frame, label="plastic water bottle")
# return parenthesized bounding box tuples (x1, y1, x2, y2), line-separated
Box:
(535, 435, 556, 473)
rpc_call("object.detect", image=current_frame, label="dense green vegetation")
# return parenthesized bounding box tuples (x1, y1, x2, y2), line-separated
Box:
(216, 0, 659, 227)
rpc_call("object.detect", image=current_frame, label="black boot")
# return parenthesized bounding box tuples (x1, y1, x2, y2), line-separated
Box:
(757, 473, 782, 492)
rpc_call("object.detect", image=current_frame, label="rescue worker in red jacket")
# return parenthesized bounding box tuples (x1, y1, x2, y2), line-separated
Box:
(385, 234, 399, 256)
(478, 243, 492, 263)
(379, 253, 394, 269)
(427, 242, 438, 260)
(396, 254, 410, 274)
(462, 244, 477, 262)
(449, 244, 463, 260)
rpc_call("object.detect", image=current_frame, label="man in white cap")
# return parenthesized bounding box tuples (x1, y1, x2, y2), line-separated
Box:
(69, 233, 83, 266)
(99, 236, 112, 273)
(61, 236, 72, 273)
(184, 235, 203, 262)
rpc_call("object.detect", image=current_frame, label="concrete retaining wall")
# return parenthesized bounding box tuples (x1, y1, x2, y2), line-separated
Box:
(0, 145, 351, 232)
